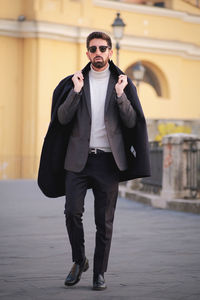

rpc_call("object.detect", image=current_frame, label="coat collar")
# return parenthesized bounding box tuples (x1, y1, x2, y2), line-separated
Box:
(81, 60, 124, 78)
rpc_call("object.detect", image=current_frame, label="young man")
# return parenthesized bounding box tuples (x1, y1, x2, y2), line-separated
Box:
(38, 32, 150, 290)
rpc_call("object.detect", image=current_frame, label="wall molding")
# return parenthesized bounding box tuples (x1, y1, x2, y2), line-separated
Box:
(93, 0, 200, 24)
(1, 19, 200, 60)
(122, 35, 200, 60)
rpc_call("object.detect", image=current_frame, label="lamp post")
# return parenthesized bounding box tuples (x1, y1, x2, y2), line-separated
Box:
(132, 61, 146, 89)
(111, 12, 126, 67)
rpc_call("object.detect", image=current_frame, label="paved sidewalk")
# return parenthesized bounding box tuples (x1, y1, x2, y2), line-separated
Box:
(0, 180, 200, 300)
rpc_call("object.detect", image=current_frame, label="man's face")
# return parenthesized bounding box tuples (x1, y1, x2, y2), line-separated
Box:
(86, 38, 113, 71)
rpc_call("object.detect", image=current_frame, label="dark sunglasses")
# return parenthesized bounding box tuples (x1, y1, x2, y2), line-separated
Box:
(88, 45, 110, 53)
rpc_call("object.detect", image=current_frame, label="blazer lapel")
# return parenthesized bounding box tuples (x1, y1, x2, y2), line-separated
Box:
(83, 70, 116, 117)
(83, 74, 92, 118)
(105, 74, 116, 114)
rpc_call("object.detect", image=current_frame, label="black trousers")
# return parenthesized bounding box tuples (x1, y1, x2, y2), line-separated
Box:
(64, 152, 119, 275)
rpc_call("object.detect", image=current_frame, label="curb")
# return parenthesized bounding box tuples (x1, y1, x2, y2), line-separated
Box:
(119, 186, 200, 214)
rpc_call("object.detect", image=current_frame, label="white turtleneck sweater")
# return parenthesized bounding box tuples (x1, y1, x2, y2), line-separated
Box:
(89, 65, 111, 151)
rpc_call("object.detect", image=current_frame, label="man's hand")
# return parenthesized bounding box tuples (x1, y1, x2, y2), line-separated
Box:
(72, 71, 84, 93)
(115, 75, 128, 97)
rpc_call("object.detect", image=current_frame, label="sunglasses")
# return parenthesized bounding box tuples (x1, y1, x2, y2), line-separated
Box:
(88, 45, 110, 53)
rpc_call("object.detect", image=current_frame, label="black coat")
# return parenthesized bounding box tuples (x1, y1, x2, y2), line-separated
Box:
(37, 60, 150, 198)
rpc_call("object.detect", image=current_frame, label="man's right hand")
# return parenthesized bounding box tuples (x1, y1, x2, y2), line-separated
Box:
(72, 71, 84, 93)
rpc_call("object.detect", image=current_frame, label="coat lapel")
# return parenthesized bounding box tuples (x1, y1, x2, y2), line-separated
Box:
(83, 73, 91, 118)
(105, 73, 116, 114)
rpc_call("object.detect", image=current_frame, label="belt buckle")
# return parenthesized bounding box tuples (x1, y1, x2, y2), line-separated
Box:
(90, 148, 97, 154)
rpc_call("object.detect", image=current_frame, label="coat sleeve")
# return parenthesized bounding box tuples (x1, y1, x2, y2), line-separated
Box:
(116, 92, 137, 128)
(57, 88, 82, 125)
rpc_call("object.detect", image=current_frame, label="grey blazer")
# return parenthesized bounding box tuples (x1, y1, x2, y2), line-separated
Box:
(57, 72, 137, 172)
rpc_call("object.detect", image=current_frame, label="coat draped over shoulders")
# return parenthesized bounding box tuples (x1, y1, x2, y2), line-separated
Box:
(37, 60, 150, 198)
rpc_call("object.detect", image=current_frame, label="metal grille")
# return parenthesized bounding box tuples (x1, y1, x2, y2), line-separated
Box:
(141, 142, 163, 194)
(184, 141, 200, 198)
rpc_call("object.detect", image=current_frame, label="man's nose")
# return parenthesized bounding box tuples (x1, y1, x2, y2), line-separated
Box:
(95, 47, 101, 55)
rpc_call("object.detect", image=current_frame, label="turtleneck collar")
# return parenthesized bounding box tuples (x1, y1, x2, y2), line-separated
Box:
(89, 63, 110, 79)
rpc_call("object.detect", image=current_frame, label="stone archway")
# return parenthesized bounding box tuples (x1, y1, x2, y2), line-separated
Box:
(125, 60, 170, 98)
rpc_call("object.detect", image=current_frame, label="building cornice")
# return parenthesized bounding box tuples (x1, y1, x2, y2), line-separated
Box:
(93, 0, 200, 24)
(1, 19, 200, 60)
(122, 35, 200, 60)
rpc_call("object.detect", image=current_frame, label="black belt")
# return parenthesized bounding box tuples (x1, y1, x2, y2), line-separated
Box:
(89, 148, 110, 155)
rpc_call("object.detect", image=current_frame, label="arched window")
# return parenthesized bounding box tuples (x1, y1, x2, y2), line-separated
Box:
(125, 61, 170, 98)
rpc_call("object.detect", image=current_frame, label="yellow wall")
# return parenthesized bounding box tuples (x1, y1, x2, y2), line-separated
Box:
(118, 48, 200, 120)
(0, 0, 36, 19)
(21, 38, 39, 178)
(91, 4, 200, 46)
(0, 0, 200, 179)
(36, 1, 200, 46)
(37, 39, 80, 147)
(173, 0, 200, 15)
(1, 0, 199, 45)
(0, 36, 23, 179)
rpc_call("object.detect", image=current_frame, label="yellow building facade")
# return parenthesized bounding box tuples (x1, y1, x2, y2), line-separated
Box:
(0, 0, 200, 179)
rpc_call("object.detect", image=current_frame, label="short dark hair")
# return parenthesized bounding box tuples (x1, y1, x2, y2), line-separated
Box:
(86, 32, 112, 49)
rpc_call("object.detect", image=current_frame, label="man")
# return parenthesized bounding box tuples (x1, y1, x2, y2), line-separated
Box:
(38, 32, 150, 291)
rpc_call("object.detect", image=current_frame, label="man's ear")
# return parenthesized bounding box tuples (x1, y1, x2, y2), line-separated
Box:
(86, 51, 90, 60)
(109, 49, 113, 59)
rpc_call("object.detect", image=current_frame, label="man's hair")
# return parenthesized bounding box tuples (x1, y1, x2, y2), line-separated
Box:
(86, 32, 112, 49)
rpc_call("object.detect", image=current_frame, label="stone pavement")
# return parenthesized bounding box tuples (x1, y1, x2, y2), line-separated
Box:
(0, 180, 200, 300)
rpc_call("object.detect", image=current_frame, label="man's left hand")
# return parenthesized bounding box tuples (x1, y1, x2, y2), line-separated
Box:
(115, 75, 128, 97)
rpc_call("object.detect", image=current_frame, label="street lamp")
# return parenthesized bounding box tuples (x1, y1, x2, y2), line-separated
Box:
(111, 12, 126, 67)
(132, 61, 146, 88)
